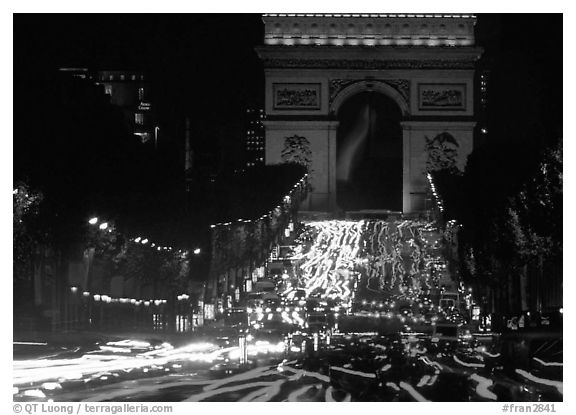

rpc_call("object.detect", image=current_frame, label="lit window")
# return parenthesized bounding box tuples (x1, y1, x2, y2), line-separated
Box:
(131, 74, 137, 81)
(138, 87, 145, 101)
(120, 74, 125, 81)
(105, 85, 112, 95)
(135, 113, 144, 125)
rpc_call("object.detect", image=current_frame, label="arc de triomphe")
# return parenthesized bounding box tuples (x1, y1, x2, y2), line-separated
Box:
(256, 14, 483, 214)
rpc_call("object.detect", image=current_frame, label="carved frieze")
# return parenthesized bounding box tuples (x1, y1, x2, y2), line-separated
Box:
(262, 58, 476, 70)
(329, 78, 410, 106)
(273, 83, 321, 110)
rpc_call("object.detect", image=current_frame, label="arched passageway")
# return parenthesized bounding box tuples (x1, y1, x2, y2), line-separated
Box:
(336, 91, 403, 211)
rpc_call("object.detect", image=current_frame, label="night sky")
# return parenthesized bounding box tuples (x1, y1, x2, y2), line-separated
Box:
(14, 14, 265, 165)
(12, 13, 562, 249)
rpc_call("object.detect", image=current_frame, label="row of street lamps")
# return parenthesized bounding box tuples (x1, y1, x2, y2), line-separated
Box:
(88, 216, 201, 255)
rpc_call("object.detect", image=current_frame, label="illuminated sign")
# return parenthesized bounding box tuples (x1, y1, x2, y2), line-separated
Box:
(204, 304, 215, 320)
(472, 306, 480, 321)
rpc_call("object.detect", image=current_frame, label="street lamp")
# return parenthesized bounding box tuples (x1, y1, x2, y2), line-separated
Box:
(88, 217, 98, 225)
(99, 222, 109, 230)
(193, 248, 201, 255)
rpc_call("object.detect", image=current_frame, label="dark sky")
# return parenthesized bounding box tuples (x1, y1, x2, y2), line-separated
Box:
(14, 14, 265, 175)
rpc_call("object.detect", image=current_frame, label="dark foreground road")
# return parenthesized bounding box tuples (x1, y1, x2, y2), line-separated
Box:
(13, 330, 562, 402)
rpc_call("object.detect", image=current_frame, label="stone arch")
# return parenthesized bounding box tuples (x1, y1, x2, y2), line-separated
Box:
(334, 89, 404, 211)
(330, 80, 410, 117)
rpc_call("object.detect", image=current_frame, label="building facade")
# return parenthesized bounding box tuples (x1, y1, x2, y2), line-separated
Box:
(244, 108, 266, 167)
(96, 70, 156, 144)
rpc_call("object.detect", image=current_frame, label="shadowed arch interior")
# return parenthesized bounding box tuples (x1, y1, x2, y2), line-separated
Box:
(336, 91, 403, 211)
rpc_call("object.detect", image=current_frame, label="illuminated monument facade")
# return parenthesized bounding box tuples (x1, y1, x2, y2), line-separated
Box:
(257, 14, 483, 213)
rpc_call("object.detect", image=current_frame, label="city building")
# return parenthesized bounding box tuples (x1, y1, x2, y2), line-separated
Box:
(96, 70, 157, 144)
(58, 68, 158, 144)
(244, 108, 266, 167)
(476, 68, 490, 146)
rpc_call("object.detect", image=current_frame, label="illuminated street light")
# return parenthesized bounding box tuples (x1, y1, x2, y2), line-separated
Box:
(70, 286, 78, 293)
(141, 239, 149, 244)
(134, 237, 141, 243)
(99, 222, 108, 230)
(193, 248, 201, 255)
(88, 217, 98, 225)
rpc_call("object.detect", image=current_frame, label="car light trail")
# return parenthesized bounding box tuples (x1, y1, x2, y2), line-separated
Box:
(286, 383, 320, 402)
(532, 357, 563, 367)
(399, 381, 430, 402)
(453, 355, 485, 368)
(13, 340, 222, 386)
(515, 369, 563, 394)
(285, 221, 364, 302)
(469, 373, 497, 400)
(330, 366, 376, 378)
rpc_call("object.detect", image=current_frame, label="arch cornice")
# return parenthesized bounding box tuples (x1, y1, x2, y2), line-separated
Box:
(330, 79, 410, 116)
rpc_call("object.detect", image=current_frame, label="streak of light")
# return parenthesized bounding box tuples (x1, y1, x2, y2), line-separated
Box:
(417, 375, 431, 387)
(13, 341, 222, 386)
(23, 389, 46, 398)
(533, 357, 563, 367)
(419, 356, 443, 371)
(106, 340, 151, 348)
(386, 382, 400, 391)
(515, 369, 563, 394)
(330, 366, 376, 378)
(380, 363, 392, 372)
(399, 381, 430, 402)
(469, 373, 497, 400)
(14, 341, 48, 346)
(282, 365, 331, 383)
(41, 382, 62, 391)
(281, 221, 364, 303)
(453, 355, 485, 368)
(203, 366, 277, 392)
(427, 374, 438, 386)
(482, 351, 501, 358)
(249, 379, 286, 402)
(185, 381, 280, 402)
(83, 378, 213, 402)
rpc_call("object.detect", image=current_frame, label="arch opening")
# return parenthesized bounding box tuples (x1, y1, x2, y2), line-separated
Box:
(336, 91, 403, 212)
